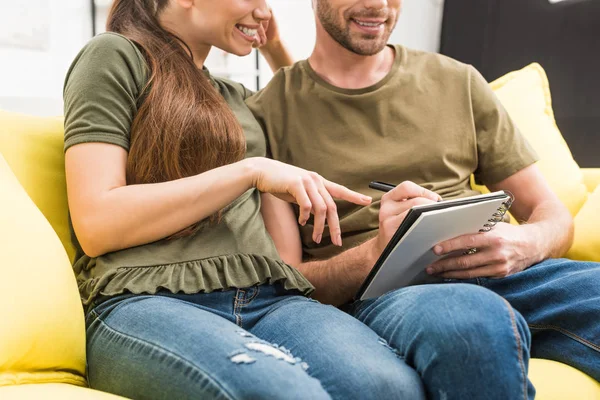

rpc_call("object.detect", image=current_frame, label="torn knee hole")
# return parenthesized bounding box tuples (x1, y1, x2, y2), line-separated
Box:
(228, 342, 309, 370)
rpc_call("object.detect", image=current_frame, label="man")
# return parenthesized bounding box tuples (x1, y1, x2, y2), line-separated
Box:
(246, 0, 600, 398)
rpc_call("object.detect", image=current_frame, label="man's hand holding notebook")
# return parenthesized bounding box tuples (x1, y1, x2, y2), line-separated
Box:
(357, 181, 513, 301)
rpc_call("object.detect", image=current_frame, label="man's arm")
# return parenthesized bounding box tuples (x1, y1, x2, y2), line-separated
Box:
(428, 164, 574, 279)
(261, 182, 440, 306)
(490, 163, 574, 258)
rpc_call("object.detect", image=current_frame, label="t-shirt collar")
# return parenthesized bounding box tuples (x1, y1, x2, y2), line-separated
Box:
(302, 44, 403, 95)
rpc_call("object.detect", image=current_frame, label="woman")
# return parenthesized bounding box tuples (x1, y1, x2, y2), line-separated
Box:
(64, 0, 425, 399)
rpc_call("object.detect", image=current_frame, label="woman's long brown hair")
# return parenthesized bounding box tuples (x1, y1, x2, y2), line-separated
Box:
(106, 0, 246, 238)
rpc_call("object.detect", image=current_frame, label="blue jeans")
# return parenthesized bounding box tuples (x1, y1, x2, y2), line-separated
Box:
(85, 284, 425, 400)
(347, 258, 600, 400)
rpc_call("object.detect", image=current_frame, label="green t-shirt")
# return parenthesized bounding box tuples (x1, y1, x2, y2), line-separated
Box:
(63, 32, 313, 305)
(246, 45, 539, 261)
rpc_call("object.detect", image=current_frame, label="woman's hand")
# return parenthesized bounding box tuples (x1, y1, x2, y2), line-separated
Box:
(253, 8, 279, 48)
(253, 9, 293, 71)
(248, 158, 372, 246)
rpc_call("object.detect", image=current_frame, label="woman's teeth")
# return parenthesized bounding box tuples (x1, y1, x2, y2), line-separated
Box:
(236, 25, 257, 37)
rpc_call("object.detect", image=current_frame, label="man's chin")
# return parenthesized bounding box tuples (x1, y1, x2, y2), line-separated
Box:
(345, 40, 388, 56)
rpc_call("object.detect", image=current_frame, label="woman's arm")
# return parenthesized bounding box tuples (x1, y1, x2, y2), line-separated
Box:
(66, 143, 256, 257)
(255, 11, 294, 72)
(260, 193, 303, 265)
(67, 143, 371, 258)
(259, 40, 294, 72)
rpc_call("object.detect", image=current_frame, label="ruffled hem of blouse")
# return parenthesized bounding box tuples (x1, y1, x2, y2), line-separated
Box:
(78, 253, 314, 305)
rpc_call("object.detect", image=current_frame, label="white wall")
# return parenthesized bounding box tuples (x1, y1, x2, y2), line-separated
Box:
(0, 0, 92, 116)
(0, 0, 444, 114)
(390, 0, 445, 53)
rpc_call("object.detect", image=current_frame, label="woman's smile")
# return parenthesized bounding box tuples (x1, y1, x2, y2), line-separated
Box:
(235, 23, 259, 42)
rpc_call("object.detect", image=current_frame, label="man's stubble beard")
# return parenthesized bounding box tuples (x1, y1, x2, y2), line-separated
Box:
(316, 0, 396, 56)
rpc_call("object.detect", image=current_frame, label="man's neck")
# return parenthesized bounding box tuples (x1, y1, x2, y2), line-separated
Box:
(308, 31, 395, 90)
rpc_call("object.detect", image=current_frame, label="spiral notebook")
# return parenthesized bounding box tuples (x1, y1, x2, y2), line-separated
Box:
(355, 191, 513, 301)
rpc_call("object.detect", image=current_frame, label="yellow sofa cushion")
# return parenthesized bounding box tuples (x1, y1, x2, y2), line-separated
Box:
(566, 184, 600, 261)
(583, 168, 600, 193)
(490, 63, 589, 217)
(0, 383, 128, 399)
(529, 359, 600, 400)
(0, 152, 86, 387)
(0, 110, 74, 262)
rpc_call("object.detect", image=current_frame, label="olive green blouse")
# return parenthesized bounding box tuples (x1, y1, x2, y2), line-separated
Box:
(63, 32, 313, 305)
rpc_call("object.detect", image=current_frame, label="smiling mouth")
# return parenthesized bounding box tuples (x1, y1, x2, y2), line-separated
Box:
(352, 19, 385, 27)
(235, 24, 258, 38)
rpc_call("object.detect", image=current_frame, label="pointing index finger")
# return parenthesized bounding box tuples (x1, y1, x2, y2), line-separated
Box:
(324, 180, 372, 206)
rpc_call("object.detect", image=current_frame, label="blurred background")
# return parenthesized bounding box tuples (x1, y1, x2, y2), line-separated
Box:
(0, 0, 597, 166)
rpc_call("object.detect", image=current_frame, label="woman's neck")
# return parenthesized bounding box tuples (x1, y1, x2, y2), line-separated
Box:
(158, 11, 210, 69)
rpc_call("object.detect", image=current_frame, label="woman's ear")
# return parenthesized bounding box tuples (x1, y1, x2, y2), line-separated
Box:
(174, 0, 194, 10)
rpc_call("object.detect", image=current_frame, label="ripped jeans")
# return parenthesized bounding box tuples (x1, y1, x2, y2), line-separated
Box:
(85, 284, 425, 400)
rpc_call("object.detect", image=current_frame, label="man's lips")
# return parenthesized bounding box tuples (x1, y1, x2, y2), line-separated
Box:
(350, 18, 386, 32)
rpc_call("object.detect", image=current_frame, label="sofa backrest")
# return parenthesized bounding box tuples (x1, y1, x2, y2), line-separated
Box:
(0, 110, 75, 262)
(487, 63, 589, 216)
(0, 150, 86, 387)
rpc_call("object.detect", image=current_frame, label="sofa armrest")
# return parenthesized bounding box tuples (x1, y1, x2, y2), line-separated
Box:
(582, 168, 600, 193)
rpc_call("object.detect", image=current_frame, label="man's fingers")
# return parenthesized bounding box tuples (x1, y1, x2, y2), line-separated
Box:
(380, 210, 411, 238)
(380, 197, 437, 219)
(385, 181, 442, 203)
(438, 263, 509, 280)
(324, 180, 372, 205)
(427, 251, 492, 275)
(434, 232, 489, 256)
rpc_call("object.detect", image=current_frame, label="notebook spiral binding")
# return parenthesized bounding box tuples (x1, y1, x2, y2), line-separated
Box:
(479, 191, 515, 233)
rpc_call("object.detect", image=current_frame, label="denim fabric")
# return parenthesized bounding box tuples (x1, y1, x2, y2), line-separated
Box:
(86, 284, 425, 400)
(475, 259, 600, 381)
(347, 258, 600, 399)
(347, 283, 535, 400)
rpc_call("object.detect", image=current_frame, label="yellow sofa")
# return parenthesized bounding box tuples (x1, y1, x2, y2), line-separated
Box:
(1, 63, 599, 399)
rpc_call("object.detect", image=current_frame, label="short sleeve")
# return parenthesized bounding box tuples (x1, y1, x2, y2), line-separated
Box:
(63, 33, 148, 152)
(470, 66, 539, 185)
(245, 72, 288, 160)
(245, 92, 273, 158)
